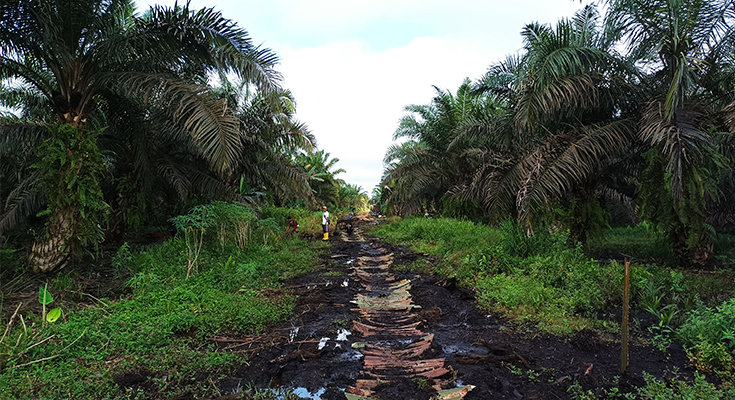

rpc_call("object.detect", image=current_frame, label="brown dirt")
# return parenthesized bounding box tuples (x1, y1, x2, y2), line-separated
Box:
(197, 226, 698, 400)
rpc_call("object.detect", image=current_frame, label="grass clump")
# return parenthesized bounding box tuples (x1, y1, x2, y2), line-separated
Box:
(373, 218, 633, 333)
(0, 203, 326, 400)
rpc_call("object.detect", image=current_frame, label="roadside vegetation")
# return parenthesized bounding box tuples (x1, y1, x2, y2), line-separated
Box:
(0, 203, 336, 399)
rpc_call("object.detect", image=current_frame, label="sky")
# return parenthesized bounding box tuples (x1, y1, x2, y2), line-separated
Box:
(138, 0, 596, 193)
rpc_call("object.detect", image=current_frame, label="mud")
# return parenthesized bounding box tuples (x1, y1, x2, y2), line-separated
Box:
(213, 226, 694, 400)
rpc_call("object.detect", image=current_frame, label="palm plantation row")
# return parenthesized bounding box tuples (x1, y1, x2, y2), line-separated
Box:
(0, 0, 368, 273)
(380, 0, 735, 267)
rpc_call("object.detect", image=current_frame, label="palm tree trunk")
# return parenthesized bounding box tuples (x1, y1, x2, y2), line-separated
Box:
(672, 228, 714, 268)
(28, 205, 76, 273)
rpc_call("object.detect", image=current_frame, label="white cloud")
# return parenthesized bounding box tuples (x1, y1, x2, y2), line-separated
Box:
(279, 36, 496, 190)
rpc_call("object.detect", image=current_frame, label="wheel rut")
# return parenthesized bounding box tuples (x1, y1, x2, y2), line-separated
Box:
(343, 229, 474, 400)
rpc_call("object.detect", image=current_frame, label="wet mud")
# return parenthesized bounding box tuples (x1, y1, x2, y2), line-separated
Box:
(217, 225, 694, 400)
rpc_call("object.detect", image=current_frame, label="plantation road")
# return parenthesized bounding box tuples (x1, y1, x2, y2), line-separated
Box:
(222, 220, 691, 399)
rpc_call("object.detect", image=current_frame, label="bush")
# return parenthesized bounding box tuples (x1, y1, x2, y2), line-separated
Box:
(636, 372, 728, 400)
(678, 298, 735, 352)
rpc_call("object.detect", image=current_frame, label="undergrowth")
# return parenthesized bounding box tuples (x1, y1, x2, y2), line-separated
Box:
(372, 217, 735, 336)
(0, 204, 327, 400)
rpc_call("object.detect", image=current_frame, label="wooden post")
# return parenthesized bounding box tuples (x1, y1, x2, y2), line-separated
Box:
(621, 258, 630, 373)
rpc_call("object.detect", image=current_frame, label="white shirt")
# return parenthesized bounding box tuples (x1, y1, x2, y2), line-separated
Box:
(322, 210, 330, 225)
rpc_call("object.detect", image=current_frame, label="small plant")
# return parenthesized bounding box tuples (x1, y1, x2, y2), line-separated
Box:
(412, 376, 430, 390)
(112, 242, 133, 273)
(567, 382, 596, 400)
(527, 369, 540, 382)
(503, 362, 524, 376)
(640, 280, 664, 316)
(687, 341, 734, 377)
(636, 372, 723, 399)
(39, 283, 62, 325)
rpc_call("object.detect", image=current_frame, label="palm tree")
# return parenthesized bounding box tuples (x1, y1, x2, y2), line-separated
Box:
(216, 78, 316, 206)
(294, 149, 345, 207)
(605, 0, 735, 265)
(382, 79, 488, 216)
(336, 183, 369, 210)
(0, 0, 280, 272)
(454, 5, 639, 242)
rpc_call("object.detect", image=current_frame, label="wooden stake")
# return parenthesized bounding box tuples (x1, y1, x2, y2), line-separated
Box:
(621, 259, 630, 373)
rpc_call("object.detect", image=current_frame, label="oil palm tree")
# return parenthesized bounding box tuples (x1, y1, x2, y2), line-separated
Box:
(382, 79, 488, 216)
(605, 0, 735, 265)
(217, 78, 316, 206)
(294, 149, 345, 207)
(0, 0, 280, 272)
(455, 5, 639, 242)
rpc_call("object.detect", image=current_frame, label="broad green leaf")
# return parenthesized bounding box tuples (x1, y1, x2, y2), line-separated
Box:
(39, 286, 53, 305)
(46, 308, 62, 323)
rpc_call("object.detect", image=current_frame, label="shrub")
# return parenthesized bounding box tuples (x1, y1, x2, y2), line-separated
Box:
(636, 372, 727, 400)
(678, 298, 735, 352)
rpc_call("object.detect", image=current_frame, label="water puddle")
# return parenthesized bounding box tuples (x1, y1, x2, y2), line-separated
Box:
(441, 343, 489, 356)
(292, 387, 326, 399)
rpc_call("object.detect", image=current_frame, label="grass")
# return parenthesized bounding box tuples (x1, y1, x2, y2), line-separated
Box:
(0, 206, 328, 400)
(585, 222, 674, 264)
(371, 217, 735, 336)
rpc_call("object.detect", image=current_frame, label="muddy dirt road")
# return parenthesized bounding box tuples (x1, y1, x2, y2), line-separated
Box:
(223, 225, 691, 399)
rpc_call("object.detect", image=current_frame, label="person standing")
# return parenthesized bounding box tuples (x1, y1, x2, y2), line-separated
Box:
(322, 206, 330, 241)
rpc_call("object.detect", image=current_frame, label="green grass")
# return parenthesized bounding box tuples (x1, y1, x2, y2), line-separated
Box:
(0, 207, 327, 400)
(586, 223, 674, 264)
(372, 217, 735, 336)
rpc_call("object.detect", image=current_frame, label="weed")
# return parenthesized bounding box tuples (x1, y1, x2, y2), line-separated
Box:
(567, 382, 596, 400)
(112, 242, 133, 274)
(412, 376, 430, 390)
(637, 371, 724, 399)
(503, 361, 524, 376)
(527, 369, 540, 382)
(687, 342, 734, 376)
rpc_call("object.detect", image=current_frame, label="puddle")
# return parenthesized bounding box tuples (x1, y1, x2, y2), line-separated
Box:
(336, 329, 351, 341)
(289, 327, 299, 342)
(441, 343, 489, 356)
(338, 350, 364, 361)
(292, 387, 326, 399)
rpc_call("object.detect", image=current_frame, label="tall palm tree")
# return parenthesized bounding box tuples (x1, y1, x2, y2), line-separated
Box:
(216, 78, 316, 206)
(455, 5, 639, 241)
(0, 0, 280, 272)
(605, 0, 735, 264)
(294, 149, 345, 207)
(382, 79, 487, 216)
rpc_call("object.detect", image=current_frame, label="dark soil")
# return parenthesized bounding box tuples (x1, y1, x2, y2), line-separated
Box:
(203, 227, 697, 400)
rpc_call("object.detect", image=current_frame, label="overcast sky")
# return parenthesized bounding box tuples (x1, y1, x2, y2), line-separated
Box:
(138, 0, 596, 193)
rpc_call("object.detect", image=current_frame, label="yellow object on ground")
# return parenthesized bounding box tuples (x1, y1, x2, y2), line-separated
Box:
(323, 232, 329, 240)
